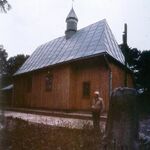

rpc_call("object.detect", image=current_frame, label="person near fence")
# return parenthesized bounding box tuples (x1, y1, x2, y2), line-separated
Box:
(91, 91, 104, 131)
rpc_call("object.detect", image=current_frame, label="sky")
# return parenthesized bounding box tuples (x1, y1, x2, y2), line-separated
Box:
(0, 0, 150, 57)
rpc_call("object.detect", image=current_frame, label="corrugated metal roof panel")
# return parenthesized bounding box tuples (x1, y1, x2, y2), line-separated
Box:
(15, 19, 125, 75)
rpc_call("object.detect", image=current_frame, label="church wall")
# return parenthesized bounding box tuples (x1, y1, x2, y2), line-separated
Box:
(13, 57, 110, 111)
(69, 58, 110, 111)
(41, 65, 70, 109)
(13, 65, 70, 109)
(110, 62, 134, 90)
(13, 75, 30, 107)
(13, 57, 134, 111)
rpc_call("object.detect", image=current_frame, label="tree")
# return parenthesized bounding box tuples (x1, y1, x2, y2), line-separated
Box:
(120, 44, 141, 67)
(126, 48, 141, 68)
(0, 45, 8, 75)
(7, 54, 29, 76)
(4, 54, 29, 86)
(136, 50, 150, 93)
(0, 0, 11, 13)
(0, 46, 30, 87)
(120, 44, 150, 92)
(120, 44, 141, 86)
(120, 45, 150, 112)
(0, 45, 8, 88)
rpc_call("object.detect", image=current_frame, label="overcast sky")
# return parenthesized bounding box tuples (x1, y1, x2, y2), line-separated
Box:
(0, 0, 150, 57)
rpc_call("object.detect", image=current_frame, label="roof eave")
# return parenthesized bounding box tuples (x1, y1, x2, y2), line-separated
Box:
(105, 53, 133, 73)
(14, 52, 107, 76)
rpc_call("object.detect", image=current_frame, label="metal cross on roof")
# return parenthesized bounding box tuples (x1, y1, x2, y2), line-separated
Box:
(72, 0, 75, 8)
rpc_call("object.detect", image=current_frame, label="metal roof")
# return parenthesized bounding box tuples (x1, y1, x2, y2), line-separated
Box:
(15, 19, 125, 75)
(66, 7, 78, 21)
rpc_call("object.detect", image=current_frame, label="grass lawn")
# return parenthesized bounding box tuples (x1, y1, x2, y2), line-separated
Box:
(0, 117, 102, 150)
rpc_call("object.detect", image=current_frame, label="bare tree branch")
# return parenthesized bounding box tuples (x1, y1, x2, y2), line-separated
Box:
(0, 0, 11, 13)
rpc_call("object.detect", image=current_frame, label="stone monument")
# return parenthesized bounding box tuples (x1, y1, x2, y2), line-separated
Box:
(103, 87, 139, 150)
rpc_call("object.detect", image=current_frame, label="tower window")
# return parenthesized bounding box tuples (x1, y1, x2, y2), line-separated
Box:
(45, 74, 53, 91)
(82, 81, 90, 97)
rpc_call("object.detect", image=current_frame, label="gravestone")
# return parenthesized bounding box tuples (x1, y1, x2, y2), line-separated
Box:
(103, 87, 139, 150)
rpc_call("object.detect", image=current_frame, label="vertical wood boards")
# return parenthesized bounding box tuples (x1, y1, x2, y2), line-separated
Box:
(13, 57, 134, 111)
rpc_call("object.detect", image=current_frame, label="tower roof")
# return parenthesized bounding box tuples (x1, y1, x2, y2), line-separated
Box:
(66, 7, 78, 21)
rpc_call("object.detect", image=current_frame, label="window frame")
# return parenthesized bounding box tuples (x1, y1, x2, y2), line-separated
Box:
(45, 73, 53, 92)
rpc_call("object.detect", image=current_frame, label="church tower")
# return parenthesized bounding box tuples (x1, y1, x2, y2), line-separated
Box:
(65, 7, 78, 39)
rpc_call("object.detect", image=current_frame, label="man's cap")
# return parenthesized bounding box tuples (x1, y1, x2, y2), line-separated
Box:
(94, 91, 99, 95)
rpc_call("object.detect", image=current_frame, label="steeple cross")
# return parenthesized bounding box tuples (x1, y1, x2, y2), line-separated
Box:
(72, 0, 75, 8)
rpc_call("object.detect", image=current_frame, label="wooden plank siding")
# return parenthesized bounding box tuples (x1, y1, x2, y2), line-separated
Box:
(13, 57, 134, 112)
(110, 62, 134, 90)
(69, 58, 109, 111)
(41, 65, 70, 109)
(13, 76, 25, 107)
(13, 65, 70, 110)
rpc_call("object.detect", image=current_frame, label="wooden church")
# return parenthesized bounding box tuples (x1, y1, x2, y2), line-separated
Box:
(12, 8, 134, 111)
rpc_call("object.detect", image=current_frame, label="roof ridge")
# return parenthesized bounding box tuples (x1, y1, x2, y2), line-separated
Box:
(78, 19, 106, 32)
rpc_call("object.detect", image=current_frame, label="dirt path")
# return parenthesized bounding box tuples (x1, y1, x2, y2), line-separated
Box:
(4, 111, 106, 130)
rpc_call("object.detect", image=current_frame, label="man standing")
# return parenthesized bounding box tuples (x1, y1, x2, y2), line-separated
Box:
(91, 91, 104, 131)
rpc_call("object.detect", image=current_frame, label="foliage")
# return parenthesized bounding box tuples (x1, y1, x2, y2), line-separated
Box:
(7, 54, 29, 76)
(120, 44, 150, 93)
(120, 44, 150, 113)
(0, 46, 8, 89)
(0, 46, 29, 87)
(5, 54, 29, 86)
(128, 49, 150, 94)
(135, 51, 150, 93)
(0, 45, 8, 76)
(0, 0, 11, 13)
(120, 44, 141, 68)
(127, 48, 141, 68)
